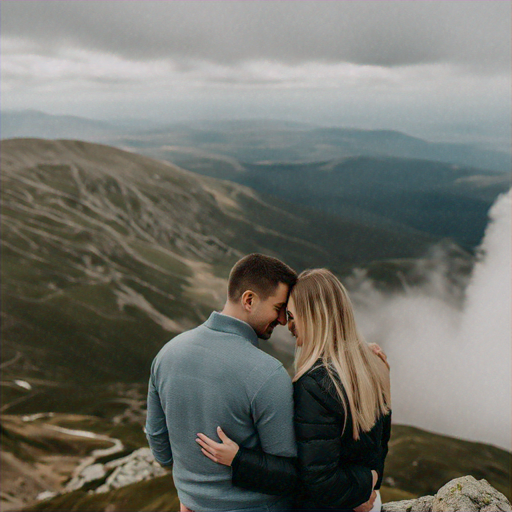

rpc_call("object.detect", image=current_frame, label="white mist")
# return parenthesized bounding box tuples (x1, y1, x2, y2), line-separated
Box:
(351, 190, 511, 451)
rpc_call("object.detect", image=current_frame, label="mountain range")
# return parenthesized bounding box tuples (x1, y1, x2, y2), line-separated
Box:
(1, 138, 444, 407)
(4, 111, 509, 251)
(2, 111, 511, 171)
(1, 131, 510, 511)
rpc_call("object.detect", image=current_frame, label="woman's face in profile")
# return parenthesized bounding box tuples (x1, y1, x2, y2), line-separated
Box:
(286, 295, 302, 346)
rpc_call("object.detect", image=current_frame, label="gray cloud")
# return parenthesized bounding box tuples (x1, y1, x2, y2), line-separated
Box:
(349, 190, 512, 451)
(2, 0, 510, 71)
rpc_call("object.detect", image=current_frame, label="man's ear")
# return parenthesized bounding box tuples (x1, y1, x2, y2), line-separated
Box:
(241, 290, 258, 312)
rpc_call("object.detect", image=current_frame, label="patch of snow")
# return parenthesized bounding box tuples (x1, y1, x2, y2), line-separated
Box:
(37, 491, 57, 501)
(14, 380, 32, 390)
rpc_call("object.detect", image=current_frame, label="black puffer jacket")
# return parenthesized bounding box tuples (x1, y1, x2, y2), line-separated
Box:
(231, 364, 391, 511)
(294, 364, 391, 510)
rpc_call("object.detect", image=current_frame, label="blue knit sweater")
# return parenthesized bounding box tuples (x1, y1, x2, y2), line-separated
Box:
(146, 311, 297, 511)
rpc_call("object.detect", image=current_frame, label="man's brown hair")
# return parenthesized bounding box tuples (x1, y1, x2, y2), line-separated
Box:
(228, 254, 297, 302)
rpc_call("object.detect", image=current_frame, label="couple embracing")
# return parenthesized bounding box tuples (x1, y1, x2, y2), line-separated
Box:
(146, 254, 391, 512)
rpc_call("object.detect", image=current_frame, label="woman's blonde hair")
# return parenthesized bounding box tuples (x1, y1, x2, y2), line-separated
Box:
(292, 268, 391, 439)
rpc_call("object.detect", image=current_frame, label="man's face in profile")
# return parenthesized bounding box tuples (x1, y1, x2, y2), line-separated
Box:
(250, 282, 289, 340)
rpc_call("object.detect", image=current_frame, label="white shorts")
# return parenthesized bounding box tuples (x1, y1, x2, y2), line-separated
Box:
(370, 490, 382, 512)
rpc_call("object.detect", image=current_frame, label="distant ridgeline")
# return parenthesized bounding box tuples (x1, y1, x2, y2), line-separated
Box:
(2, 113, 510, 250)
(59, 117, 510, 252)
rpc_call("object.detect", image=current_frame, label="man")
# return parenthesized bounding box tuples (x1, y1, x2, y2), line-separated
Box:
(146, 253, 298, 511)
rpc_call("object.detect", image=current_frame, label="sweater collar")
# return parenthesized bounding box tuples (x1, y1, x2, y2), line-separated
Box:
(204, 311, 259, 347)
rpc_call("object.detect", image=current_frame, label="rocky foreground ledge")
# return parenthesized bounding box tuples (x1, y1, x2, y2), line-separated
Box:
(37, 447, 511, 512)
(383, 475, 511, 512)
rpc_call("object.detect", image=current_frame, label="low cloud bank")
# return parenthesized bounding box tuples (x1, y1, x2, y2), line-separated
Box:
(349, 190, 511, 451)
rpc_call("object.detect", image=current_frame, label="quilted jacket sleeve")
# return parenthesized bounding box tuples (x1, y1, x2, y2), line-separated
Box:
(375, 411, 392, 489)
(231, 447, 298, 496)
(294, 374, 374, 510)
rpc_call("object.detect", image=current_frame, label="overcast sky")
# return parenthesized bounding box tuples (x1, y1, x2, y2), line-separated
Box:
(1, 1, 511, 149)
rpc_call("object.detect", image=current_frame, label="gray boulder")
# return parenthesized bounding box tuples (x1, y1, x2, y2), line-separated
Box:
(383, 476, 511, 512)
(432, 476, 511, 512)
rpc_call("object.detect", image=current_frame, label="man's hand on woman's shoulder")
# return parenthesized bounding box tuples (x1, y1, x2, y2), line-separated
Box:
(368, 343, 390, 370)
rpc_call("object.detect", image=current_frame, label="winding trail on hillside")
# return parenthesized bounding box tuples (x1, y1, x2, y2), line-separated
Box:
(0, 351, 22, 370)
(19, 415, 126, 496)
(1, 413, 129, 509)
(40, 424, 125, 492)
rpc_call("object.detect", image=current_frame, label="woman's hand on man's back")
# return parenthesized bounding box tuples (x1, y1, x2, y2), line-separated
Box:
(195, 426, 239, 466)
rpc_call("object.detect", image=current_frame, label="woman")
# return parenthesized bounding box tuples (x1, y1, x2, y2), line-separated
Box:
(196, 269, 391, 512)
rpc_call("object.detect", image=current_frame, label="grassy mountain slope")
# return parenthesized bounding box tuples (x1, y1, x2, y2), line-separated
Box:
(385, 425, 511, 500)
(1, 138, 508, 511)
(1, 138, 443, 414)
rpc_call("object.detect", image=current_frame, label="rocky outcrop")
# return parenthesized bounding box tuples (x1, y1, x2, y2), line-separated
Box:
(37, 447, 167, 501)
(39, 442, 511, 512)
(383, 476, 511, 512)
(95, 447, 167, 493)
